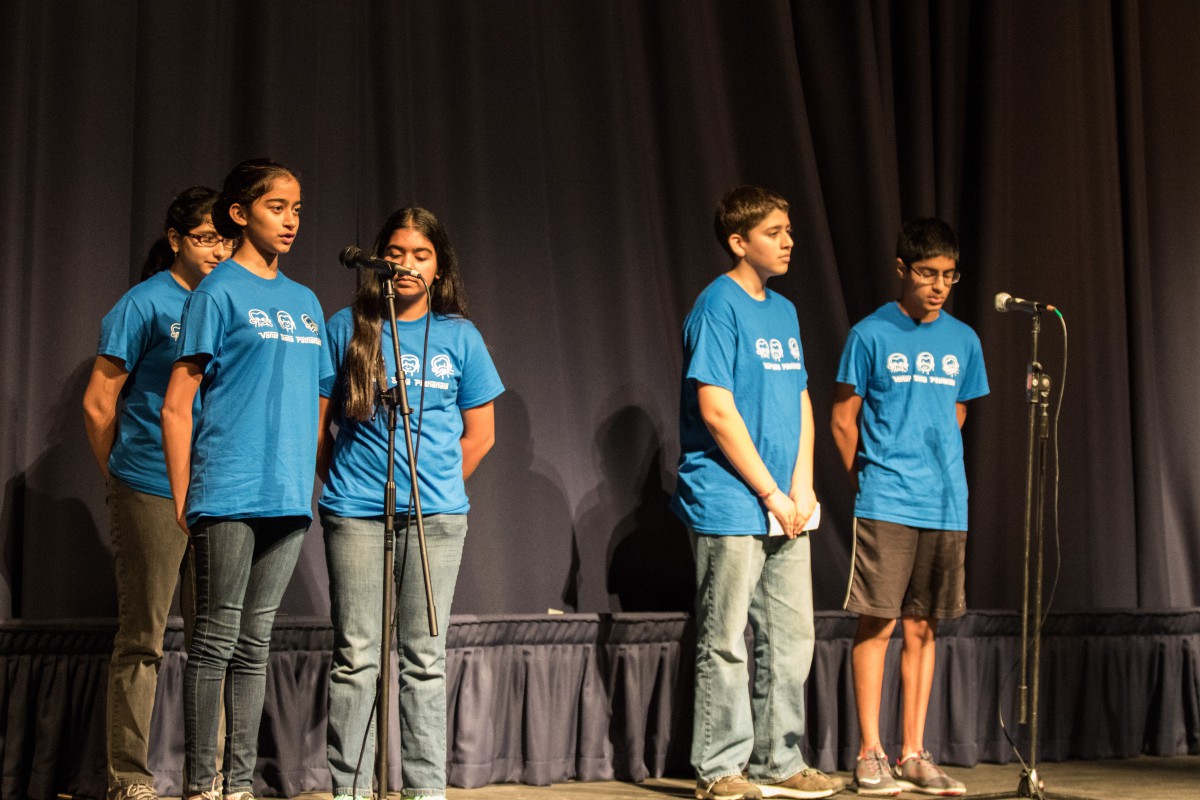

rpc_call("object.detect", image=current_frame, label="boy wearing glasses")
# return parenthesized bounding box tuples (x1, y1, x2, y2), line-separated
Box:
(831, 218, 988, 797)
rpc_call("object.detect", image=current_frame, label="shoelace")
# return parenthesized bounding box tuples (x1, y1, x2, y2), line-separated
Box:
(862, 751, 890, 778)
(185, 777, 222, 800)
(901, 750, 936, 769)
(115, 786, 158, 800)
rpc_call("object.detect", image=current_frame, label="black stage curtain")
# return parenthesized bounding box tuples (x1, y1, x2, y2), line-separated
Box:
(2, 0, 1199, 622)
(2, 612, 1199, 799)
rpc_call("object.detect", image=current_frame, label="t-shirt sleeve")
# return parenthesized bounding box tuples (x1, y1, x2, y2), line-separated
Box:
(684, 301, 737, 391)
(457, 324, 504, 409)
(835, 329, 871, 396)
(175, 290, 223, 361)
(97, 294, 150, 372)
(957, 332, 989, 402)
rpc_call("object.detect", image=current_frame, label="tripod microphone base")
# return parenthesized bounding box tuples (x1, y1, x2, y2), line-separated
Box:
(970, 767, 1095, 800)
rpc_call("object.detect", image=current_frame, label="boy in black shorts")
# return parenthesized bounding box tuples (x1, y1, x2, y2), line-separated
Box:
(830, 219, 988, 796)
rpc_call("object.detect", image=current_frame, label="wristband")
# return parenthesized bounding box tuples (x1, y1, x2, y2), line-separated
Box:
(757, 484, 777, 500)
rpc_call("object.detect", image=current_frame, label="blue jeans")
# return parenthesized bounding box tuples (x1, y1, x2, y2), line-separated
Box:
(323, 512, 467, 798)
(691, 532, 816, 784)
(183, 516, 307, 795)
(106, 477, 194, 791)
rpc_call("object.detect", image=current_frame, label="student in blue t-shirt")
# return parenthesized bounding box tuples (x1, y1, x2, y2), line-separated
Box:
(671, 186, 842, 800)
(831, 219, 988, 797)
(83, 187, 235, 800)
(161, 159, 334, 800)
(317, 207, 503, 800)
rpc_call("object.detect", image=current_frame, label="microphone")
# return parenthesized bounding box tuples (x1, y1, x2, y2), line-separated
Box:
(339, 245, 422, 279)
(994, 292, 1055, 314)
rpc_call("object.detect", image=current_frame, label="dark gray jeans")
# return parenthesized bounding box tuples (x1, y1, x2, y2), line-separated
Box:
(106, 476, 193, 791)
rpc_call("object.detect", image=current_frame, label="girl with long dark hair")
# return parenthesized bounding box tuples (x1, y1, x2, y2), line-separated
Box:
(84, 186, 233, 800)
(318, 207, 503, 800)
(161, 159, 333, 800)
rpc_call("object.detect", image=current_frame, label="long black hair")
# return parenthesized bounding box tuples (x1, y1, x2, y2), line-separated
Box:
(138, 186, 219, 281)
(341, 207, 469, 421)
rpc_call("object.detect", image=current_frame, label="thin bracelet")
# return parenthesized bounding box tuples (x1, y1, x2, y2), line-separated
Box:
(757, 484, 777, 499)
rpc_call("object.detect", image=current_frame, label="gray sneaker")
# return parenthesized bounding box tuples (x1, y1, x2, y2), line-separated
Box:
(854, 750, 901, 796)
(756, 767, 845, 798)
(696, 774, 765, 800)
(893, 751, 966, 796)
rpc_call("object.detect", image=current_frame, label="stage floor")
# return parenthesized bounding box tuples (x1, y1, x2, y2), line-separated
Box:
(282, 755, 1200, 800)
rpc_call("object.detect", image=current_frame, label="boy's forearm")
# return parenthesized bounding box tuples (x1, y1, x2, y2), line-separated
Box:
(791, 390, 815, 493)
(831, 421, 858, 476)
(699, 386, 776, 496)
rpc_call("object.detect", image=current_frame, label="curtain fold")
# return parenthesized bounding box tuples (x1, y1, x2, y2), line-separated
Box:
(3, 1, 1200, 624)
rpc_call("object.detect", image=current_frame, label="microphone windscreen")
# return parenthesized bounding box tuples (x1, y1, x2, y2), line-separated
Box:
(340, 245, 363, 268)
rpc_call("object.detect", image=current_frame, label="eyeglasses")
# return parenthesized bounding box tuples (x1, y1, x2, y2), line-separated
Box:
(184, 232, 239, 249)
(906, 264, 962, 285)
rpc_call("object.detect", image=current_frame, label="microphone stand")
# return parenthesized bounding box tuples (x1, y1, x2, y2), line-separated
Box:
(374, 268, 439, 800)
(975, 311, 1083, 800)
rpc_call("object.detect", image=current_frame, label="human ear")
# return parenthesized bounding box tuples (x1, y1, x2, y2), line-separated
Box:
(167, 229, 181, 254)
(728, 234, 747, 259)
(229, 203, 250, 228)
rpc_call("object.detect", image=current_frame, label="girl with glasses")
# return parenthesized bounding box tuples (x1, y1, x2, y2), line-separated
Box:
(83, 186, 232, 800)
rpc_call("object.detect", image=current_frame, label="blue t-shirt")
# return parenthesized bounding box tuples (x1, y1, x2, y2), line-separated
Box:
(175, 259, 335, 525)
(836, 301, 989, 530)
(96, 270, 190, 497)
(671, 275, 808, 535)
(319, 308, 504, 517)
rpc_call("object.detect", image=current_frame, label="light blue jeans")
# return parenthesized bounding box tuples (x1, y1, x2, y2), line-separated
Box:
(183, 516, 307, 795)
(323, 512, 467, 798)
(691, 532, 816, 784)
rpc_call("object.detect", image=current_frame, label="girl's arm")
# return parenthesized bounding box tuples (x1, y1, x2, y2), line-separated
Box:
(81, 356, 129, 480)
(316, 396, 334, 484)
(460, 401, 496, 480)
(161, 358, 205, 533)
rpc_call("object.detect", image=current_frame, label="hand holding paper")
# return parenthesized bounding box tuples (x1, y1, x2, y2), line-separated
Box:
(769, 502, 821, 537)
